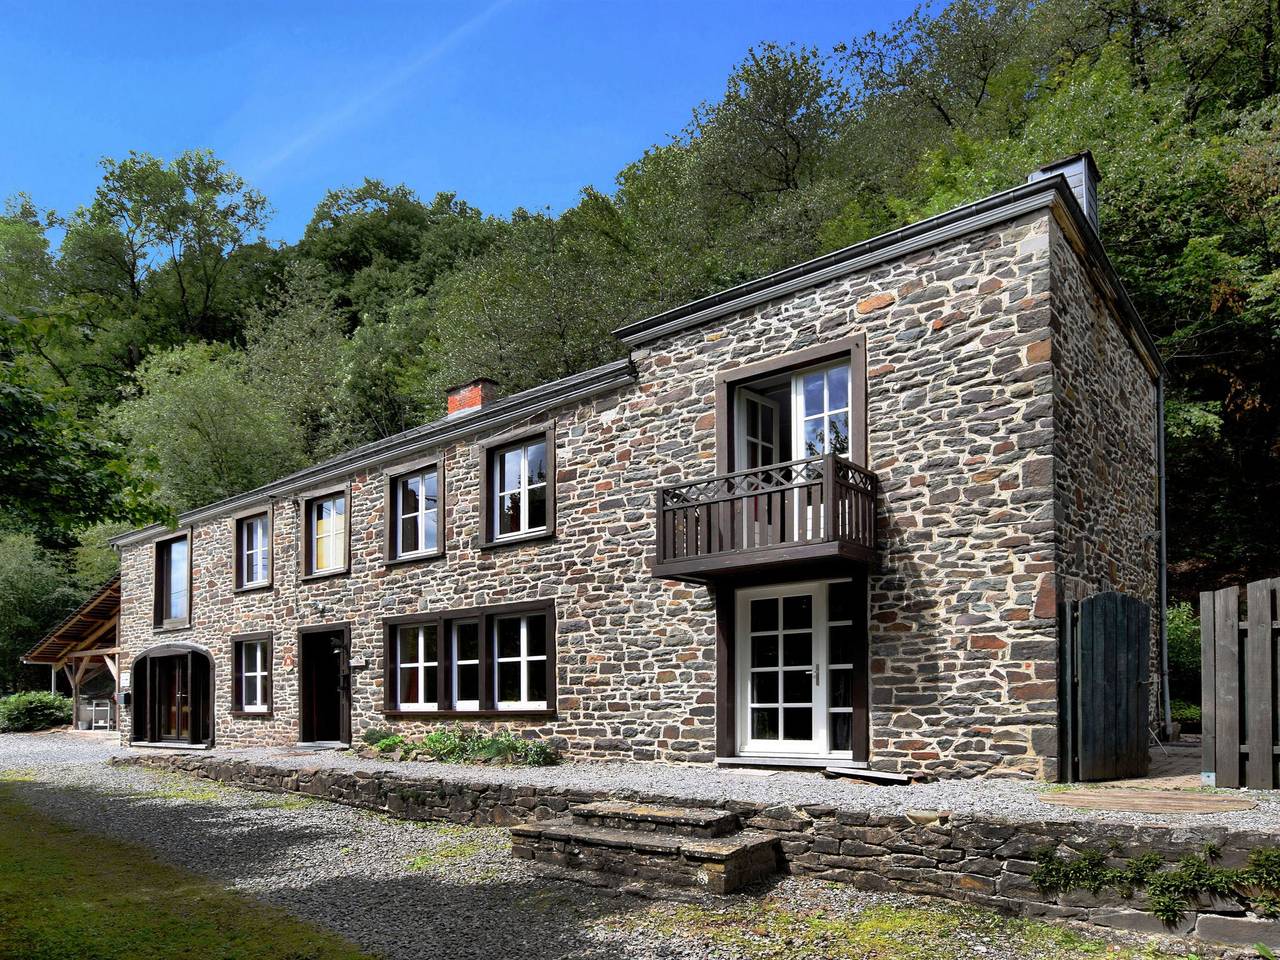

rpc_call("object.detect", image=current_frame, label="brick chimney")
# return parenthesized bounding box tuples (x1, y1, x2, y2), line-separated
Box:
(446, 377, 499, 416)
(1027, 151, 1100, 236)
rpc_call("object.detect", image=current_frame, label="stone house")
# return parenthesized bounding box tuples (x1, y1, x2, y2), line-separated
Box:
(108, 153, 1164, 781)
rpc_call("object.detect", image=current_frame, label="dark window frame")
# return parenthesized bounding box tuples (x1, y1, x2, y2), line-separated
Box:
(382, 459, 446, 567)
(233, 505, 273, 592)
(712, 334, 868, 474)
(231, 631, 274, 717)
(301, 484, 352, 580)
(381, 599, 556, 720)
(478, 426, 557, 550)
(152, 529, 193, 631)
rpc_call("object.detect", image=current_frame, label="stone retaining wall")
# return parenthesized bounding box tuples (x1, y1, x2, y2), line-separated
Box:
(115, 754, 1277, 950)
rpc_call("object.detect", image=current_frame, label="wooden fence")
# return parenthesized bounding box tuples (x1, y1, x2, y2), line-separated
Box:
(1200, 579, 1280, 789)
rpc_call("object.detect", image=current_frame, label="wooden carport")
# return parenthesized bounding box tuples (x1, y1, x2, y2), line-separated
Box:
(22, 575, 121, 731)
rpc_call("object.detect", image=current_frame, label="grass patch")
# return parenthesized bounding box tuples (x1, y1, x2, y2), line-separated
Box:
(405, 822, 487, 870)
(0, 769, 36, 783)
(0, 787, 373, 960)
(601, 897, 1184, 960)
(129, 771, 227, 803)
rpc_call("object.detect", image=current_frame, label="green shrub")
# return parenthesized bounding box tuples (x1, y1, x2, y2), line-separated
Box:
(1171, 699, 1202, 730)
(374, 735, 406, 753)
(360, 727, 393, 746)
(0, 691, 73, 732)
(1167, 601, 1201, 702)
(382, 725, 559, 766)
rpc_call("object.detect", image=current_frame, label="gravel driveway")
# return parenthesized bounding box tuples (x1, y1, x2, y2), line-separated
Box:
(0, 732, 1189, 960)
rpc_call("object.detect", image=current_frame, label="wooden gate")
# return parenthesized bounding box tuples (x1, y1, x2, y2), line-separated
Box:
(1200, 579, 1279, 789)
(1060, 592, 1151, 781)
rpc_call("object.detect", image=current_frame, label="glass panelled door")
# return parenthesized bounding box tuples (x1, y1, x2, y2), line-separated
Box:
(736, 580, 863, 758)
(737, 584, 825, 755)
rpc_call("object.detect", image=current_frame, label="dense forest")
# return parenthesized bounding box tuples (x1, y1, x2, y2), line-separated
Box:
(1, 0, 1277, 691)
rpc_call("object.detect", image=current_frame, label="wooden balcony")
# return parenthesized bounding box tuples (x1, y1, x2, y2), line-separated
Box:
(653, 454, 877, 583)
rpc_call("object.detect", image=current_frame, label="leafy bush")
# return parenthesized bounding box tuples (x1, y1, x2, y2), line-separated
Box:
(0, 691, 73, 732)
(360, 727, 393, 746)
(1171, 699, 1201, 731)
(372, 725, 558, 767)
(1167, 601, 1201, 703)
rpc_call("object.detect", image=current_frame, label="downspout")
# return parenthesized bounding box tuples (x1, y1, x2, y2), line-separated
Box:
(1157, 373, 1172, 738)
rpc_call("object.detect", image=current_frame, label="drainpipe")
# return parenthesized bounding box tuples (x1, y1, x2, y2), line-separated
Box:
(1157, 374, 1172, 739)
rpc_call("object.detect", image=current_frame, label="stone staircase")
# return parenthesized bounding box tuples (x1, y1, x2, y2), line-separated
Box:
(509, 800, 779, 894)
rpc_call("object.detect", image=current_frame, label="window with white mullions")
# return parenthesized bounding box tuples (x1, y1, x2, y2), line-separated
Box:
(396, 623, 439, 710)
(452, 620, 480, 710)
(493, 613, 548, 710)
(239, 639, 270, 713)
(745, 593, 816, 746)
(494, 439, 548, 538)
(310, 494, 346, 574)
(394, 468, 439, 558)
(239, 513, 269, 587)
(794, 362, 851, 458)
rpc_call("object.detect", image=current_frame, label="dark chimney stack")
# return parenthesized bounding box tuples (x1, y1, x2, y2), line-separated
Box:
(1028, 151, 1101, 236)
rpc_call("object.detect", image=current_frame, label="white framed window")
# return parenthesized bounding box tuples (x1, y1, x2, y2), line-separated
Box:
(309, 494, 346, 574)
(451, 620, 480, 710)
(492, 438, 548, 539)
(792, 362, 851, 458)
(493, 613, 549, 710)
(237, 637, 270, 714)
(396, 623, 439, 710)
(393, 468, 439, 559)
(238, 513, 270, 587)
(155, 534, 189, 626)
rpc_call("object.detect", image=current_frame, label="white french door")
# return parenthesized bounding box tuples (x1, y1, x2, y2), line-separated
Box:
(735, 388, 780, 470)
(737, 582, 827, 756)
(736, 579, 862, 759)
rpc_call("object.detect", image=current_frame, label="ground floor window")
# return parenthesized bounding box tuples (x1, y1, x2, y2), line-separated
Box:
(395, 622, 439, 710)
(233, 634, 272, 714)
(383, 602, 555, 715)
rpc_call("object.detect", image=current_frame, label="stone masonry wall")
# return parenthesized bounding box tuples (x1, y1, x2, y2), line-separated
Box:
(117, 207, 1155, 778)
(1047, 223, 1160, 675)
(117, 754, 1280, 951)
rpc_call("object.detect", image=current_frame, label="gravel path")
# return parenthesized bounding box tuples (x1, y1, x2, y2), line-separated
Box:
(0, 732, 1191, 960)
(218, 741, 1280, 834)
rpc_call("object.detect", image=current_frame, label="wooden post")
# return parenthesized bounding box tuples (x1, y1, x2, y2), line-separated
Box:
(1246, 579, 1276, 789)
(1213, 585, 1241, 788)
(1198, 591, 1218, 783)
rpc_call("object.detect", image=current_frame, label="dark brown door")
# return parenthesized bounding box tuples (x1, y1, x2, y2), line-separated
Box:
(153, 655, 189, 741)
(300, 630, 350, 744)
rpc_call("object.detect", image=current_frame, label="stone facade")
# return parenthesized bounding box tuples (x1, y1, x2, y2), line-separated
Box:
(116, 191, 1159, 779)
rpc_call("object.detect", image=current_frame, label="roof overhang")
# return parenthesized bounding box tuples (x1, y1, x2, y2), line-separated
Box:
(110, 357, 637, 549)
(613, 174, 1164, 380)
(23, 575, 120, 666)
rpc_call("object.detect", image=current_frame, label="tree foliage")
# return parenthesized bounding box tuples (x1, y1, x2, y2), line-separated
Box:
(2, 1, 1278, 688)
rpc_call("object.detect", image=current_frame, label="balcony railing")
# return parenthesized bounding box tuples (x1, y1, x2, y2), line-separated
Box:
(654, 454, 877, 580)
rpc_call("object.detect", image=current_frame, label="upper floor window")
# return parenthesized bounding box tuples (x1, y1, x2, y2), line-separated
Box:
(306, 492, 347, 576)
(154, 533, 190, 628)
(235, 511, 270, 589)
(795, 362, 850, 458)
(233, 634, 272, 714)
(391, 467, 440, 560)
(490, 436, 549, 541)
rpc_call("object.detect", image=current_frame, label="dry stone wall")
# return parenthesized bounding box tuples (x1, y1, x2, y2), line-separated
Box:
(117, 207, 1156, 778)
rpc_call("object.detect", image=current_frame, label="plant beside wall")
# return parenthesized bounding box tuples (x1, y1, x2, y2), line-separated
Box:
(356, 725, 559, 767)
(0, 691, 73, 732)
(1033, 844, 1280, 924)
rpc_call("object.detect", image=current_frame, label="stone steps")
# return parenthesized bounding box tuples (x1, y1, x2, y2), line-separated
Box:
(510, 800, 779, 894)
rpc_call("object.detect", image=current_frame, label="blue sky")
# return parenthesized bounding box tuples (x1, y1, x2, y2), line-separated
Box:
(1, 1, 914, 243)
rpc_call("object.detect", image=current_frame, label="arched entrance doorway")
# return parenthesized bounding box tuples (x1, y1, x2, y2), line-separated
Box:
(130, 644, 214, 746)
